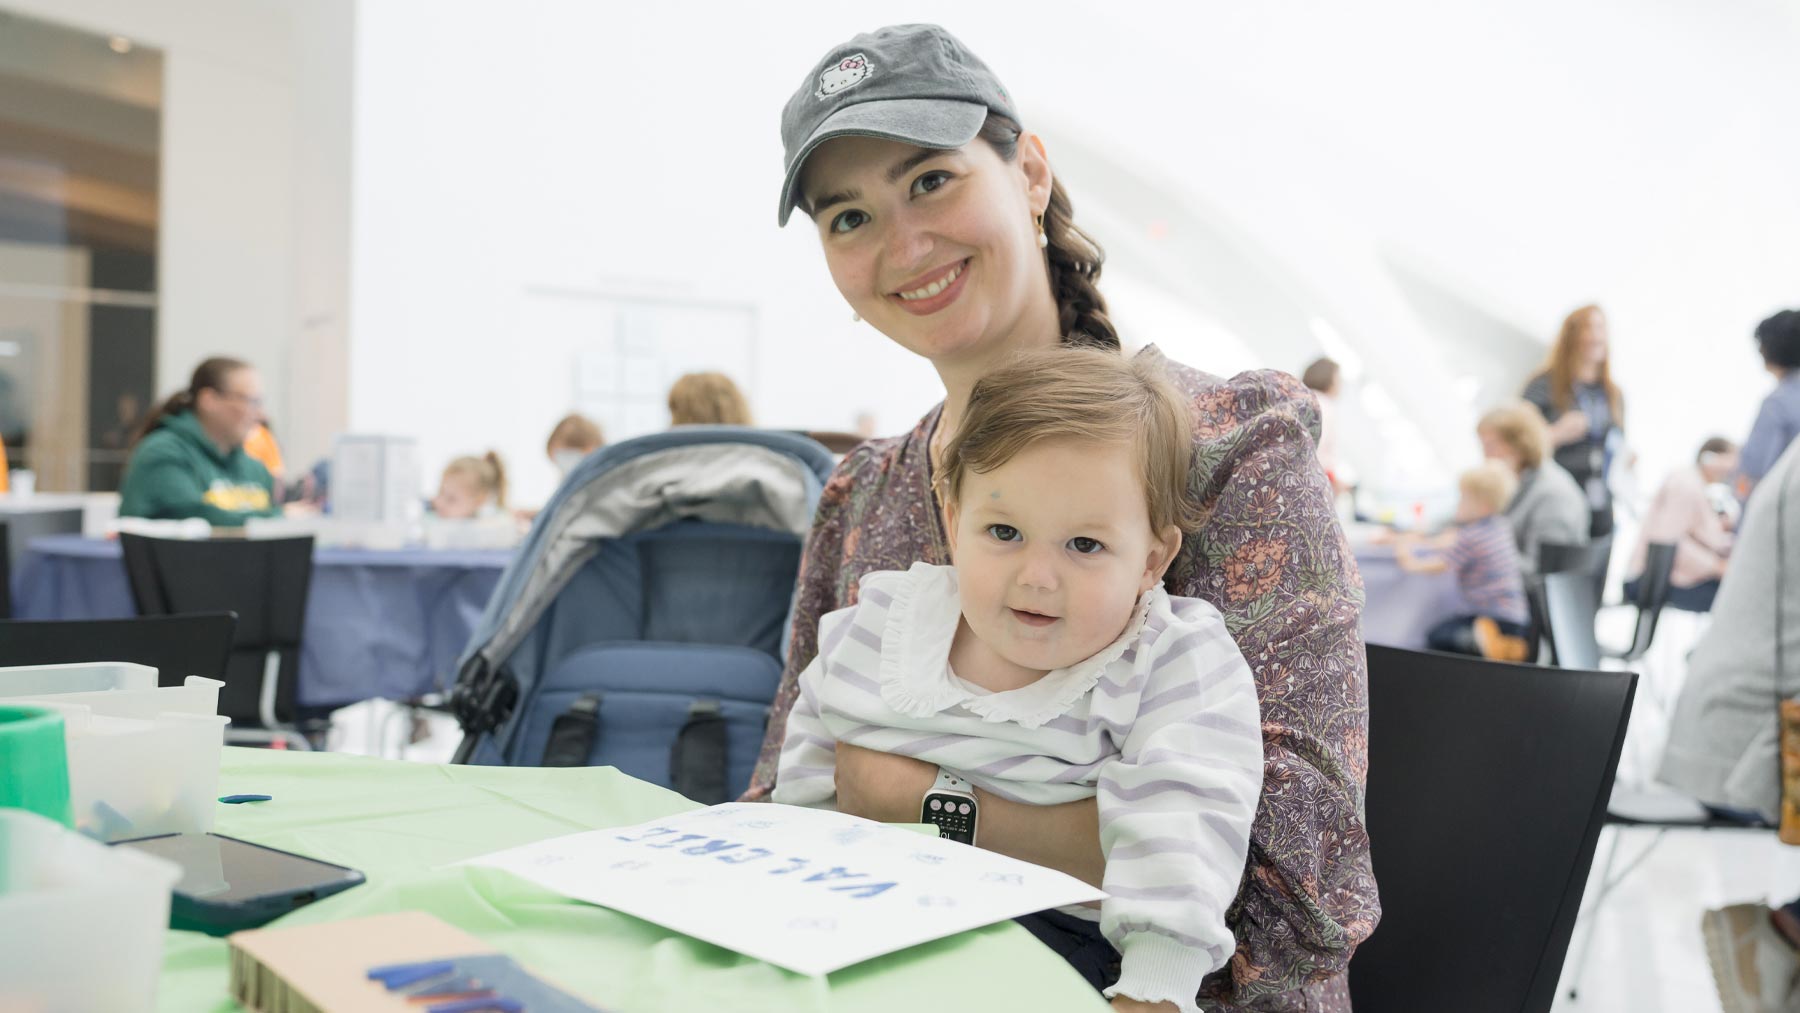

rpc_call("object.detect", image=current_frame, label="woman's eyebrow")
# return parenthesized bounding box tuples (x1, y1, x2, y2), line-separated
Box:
(807, 150, 947, 215)
(885, 148, 942, 184)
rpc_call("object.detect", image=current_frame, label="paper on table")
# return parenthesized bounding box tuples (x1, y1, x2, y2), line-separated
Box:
(460, 802, 1106, 976)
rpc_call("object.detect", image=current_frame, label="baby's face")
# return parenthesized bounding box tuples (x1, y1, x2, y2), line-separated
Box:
(949, 438, 1179, 675)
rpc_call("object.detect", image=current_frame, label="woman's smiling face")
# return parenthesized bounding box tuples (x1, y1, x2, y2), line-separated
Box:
(799, 134, 1052, 365)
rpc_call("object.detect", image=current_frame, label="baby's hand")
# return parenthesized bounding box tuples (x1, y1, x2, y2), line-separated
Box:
(1109, 997, 1179, 1013)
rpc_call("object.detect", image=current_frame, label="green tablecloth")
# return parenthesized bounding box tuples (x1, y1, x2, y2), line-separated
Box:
(158, 749, 1108, 1012)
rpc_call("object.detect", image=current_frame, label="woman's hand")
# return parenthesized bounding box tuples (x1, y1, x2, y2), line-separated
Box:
(1109, 997, 1179, 1012)
(834, 742, 935, 823)
(1549, 410, 1589, 445)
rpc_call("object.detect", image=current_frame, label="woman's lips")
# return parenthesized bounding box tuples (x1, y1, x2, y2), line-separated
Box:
(888, 258, 970, 317)
(1010, 608, 1059, 628)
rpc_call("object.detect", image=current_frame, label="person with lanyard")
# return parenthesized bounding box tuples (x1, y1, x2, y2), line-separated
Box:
(1522, 304, 1626, 538)
(748, 24, 1376, 1012)
(118, 357, 281, 526)
(1737, 309, 1800, 504)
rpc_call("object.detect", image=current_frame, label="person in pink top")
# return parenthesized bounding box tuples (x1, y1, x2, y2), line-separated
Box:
(1623, 437, 1737, 612)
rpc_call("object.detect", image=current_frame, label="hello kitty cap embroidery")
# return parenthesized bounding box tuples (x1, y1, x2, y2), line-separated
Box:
(778, 24, 1021, 226)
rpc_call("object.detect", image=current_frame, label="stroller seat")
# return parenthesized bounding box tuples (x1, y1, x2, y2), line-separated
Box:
(450, 427, 836, 803)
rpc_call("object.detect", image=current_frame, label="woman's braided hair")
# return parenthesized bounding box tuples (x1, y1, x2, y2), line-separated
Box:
(976, 116, 1119, 351)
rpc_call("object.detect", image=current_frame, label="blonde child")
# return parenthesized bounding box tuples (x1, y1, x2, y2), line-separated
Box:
(774, 348, 1263, 1013)
(1395, 461, 1531, 660)
(432, 451, 507, 519)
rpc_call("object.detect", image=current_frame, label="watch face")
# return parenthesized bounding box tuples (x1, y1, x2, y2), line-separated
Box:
(924, 792, 977, 844)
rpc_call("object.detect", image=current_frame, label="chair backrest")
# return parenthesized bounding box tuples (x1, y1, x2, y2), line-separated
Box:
(0, 508, 85, 619)
(118, 534, 314, 724)
(1536, 539, 1594, 576)
(0, 613, 237, 685)
(1349, 645, 1636, 1013)
(1539, 535, 1612, 608)
(1541, 571, 1602, 670)
(1623, 541, 1678, 660)
(1523, 575, 1551, 663)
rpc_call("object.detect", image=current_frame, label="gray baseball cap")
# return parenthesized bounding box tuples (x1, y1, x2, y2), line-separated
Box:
(778, 24, 1019, 226)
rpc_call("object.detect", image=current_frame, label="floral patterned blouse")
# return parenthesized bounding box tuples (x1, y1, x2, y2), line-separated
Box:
(745, 347, 1378, 1011)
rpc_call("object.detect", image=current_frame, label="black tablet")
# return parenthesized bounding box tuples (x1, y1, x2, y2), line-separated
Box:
(112, 832, 365, 935)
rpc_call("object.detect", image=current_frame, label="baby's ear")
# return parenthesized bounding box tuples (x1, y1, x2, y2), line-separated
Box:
(943, 499, 960, 559)
(1140, 526, 1183, 593)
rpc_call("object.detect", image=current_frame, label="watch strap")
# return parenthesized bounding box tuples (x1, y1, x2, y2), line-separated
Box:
(932, 768, 972, 795)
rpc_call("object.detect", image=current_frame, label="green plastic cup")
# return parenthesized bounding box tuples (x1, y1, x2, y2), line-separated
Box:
(0, 705, 73, 828)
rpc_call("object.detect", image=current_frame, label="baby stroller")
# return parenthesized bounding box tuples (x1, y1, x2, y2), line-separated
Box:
(449, 427, 836, 802)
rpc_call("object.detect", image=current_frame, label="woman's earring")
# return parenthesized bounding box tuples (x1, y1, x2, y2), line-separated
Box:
(1036, 215, 1049, 250)
(851, 311, 861, 323)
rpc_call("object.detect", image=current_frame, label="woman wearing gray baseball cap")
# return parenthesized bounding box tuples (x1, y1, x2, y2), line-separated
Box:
(754, 24, 1376, 1012)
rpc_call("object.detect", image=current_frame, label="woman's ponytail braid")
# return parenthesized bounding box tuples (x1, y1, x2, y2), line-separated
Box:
(977, 116, 1119, 351)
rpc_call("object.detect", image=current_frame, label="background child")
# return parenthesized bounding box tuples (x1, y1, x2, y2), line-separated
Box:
(774, 348, 1263, 1013)
(432, 451, 507, 519)
(546, 413, 604, 478)
(1396, 461, 1531, 660)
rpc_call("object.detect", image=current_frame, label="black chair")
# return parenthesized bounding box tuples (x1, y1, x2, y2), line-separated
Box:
(1540, 571, 1602, 671)
(0, 507, 85, 619)
(1608, 541, 1677, 663)
(1349, 644, 1636, 1013)
(0, 613, 237, 686)
(1540, 534, 1612, 609)
(119, 534, 321, 741)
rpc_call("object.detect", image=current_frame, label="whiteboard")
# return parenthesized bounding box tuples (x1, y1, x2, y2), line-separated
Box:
(518, 288, 757, 444)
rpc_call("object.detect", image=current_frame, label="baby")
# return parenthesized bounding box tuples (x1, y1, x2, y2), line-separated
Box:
(774, 348, 1263, 1013)
(1395, 460, 1531, 660)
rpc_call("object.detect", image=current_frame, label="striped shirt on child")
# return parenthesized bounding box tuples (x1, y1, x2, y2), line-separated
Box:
(774, 562, 1263, 1013)
(1445, 514, 1529, 625)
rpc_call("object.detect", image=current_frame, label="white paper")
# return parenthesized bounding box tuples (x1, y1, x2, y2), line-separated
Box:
(460, 803, 1106, 976)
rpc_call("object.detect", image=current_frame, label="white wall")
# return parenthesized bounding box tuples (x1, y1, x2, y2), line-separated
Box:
(349, 0, 1800, 507)
(2, 0, 354, 471)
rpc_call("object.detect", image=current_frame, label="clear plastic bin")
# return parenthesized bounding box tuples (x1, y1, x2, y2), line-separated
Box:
(0, 660, 160, 697)
(0, 808, 181, 1013)
(0, 662, 228, 841)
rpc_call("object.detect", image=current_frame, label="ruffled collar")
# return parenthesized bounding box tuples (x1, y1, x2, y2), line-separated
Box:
(876, 562, 1158, 729)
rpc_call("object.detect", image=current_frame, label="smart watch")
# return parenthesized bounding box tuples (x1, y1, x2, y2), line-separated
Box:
(920, 768, 979, 845)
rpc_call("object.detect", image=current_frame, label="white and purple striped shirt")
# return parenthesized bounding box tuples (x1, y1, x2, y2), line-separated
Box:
(773, 563, 1263, 1012)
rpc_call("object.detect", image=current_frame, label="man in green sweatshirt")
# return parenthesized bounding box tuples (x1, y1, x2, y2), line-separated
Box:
(118, 358, 282, 527)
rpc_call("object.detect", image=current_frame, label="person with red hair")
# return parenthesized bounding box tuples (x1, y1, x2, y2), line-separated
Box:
(1523, 304, 1625, 537)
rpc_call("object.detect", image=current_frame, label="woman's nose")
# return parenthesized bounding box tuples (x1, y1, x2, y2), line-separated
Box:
(882, 210, 935, 273)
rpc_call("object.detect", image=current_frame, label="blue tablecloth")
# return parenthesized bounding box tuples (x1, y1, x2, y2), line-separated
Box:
(9, 534, 511, 708)
(1353, 543, 1470, 650)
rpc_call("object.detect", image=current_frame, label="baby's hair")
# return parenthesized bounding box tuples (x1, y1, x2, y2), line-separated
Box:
(935, 347, 1201, 534)
(1458, 460, 1518, 514)
(443, 451, 508, 507)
